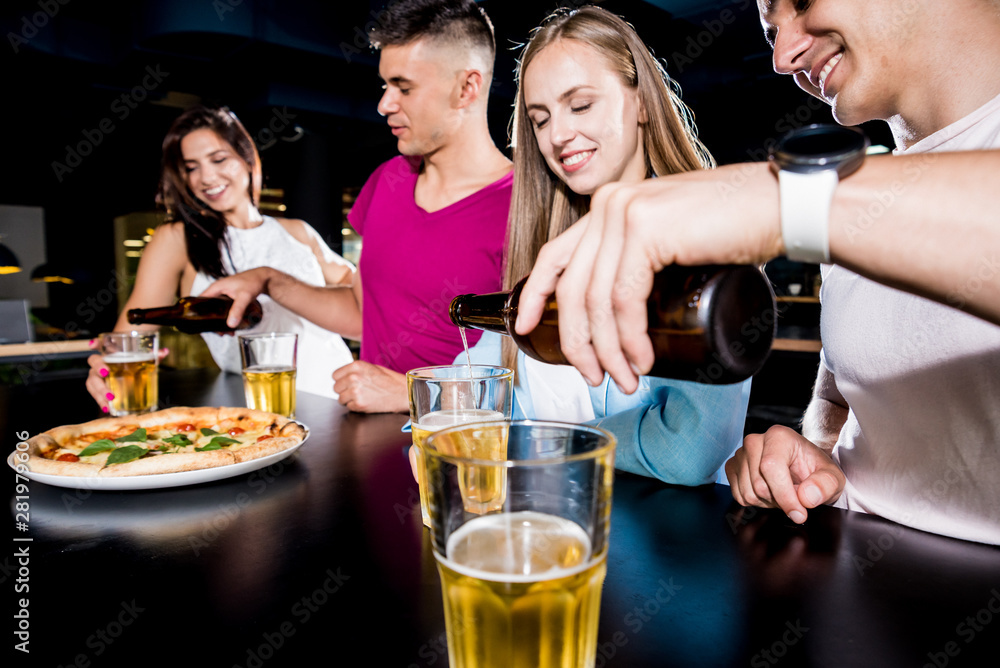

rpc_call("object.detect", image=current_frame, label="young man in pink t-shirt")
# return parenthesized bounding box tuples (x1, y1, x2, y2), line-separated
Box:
(204, 0, 512, 413)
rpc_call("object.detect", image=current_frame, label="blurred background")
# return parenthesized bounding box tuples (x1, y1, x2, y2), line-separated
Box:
(0, 0, 892, 425)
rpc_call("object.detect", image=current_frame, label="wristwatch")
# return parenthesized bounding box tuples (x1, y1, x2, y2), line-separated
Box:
(770, 124, 869, 263)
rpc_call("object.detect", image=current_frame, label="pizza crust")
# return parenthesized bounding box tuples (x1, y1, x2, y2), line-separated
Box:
(97, 450, 237, 477)
(20, 406, 305, 478)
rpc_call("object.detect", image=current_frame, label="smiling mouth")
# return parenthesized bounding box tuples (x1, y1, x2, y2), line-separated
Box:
(561, 150, 594, 170)
(204, 184, 226, 198)
(819, 52, 844, 97)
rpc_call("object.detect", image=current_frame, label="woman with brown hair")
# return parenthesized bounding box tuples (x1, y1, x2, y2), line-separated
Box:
(462, 6, 750, 485)
(86, 105, 355, 409)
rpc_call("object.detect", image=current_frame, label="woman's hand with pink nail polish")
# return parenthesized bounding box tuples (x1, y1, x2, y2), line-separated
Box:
(85, 353, 113, 414)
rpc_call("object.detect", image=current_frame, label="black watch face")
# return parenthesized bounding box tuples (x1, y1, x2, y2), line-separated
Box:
(771, 124, 870, 174)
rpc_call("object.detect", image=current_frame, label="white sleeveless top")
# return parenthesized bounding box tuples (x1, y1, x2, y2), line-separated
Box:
(189, 216, 354, 399)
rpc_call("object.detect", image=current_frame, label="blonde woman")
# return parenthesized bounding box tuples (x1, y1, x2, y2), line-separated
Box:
(462, 6, 749, 485)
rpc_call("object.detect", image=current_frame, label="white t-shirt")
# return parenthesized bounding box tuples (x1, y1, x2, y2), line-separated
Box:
(190, 216, 354, 399)
(824, 92, 1000, 544)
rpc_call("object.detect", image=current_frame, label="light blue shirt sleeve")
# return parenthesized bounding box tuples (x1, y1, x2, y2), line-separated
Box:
(456, 331, 749, 486)
(588, 376, 750, 487)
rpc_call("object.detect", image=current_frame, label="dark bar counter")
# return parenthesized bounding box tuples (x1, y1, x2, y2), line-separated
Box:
(4, 368, 998, 667)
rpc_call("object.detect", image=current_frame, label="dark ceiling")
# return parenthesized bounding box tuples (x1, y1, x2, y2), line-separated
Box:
(0, 0, 891, 330)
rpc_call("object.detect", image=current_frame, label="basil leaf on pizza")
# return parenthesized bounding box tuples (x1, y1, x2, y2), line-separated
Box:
(162, 434, 193, 446)
(200, 428, 220, 436)
(197, 436, 240, 451)
(106, 444, 149, 465)
(78, 439, 116, 457)
(116, 428, 148, 443)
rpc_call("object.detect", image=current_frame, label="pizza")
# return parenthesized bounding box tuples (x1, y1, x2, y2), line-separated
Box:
(20, 406, 306, 477)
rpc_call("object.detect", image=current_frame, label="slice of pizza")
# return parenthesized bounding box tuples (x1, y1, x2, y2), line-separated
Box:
(22, 407, 306, 477)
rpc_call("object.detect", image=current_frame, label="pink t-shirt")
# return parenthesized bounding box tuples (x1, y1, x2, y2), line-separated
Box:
(348, 156, 511, 374)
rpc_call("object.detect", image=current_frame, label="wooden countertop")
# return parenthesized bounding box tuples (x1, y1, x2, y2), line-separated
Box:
(0, 339, 92, 358)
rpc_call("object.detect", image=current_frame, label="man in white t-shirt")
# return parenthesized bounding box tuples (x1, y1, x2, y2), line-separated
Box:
(514, 1, 1000, 544)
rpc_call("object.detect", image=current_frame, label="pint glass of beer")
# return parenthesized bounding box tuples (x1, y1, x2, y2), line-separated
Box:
(407, 365, 513, 527)
(99, 332, 160, 416)
(238, 332, 297, 418)
(423, 421, 616, 668)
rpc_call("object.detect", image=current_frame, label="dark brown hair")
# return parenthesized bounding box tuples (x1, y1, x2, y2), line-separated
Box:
(368, 0, 495, 62)
(158, 105, 262, 278)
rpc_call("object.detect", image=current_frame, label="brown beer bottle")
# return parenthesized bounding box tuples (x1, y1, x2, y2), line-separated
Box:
(127, 297, 263, 334)
(450, 265, 776, 385)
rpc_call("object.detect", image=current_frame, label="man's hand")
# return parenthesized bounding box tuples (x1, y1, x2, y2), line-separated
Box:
(515, 163, 783, 393)
(332, 361, 409, 413)
(200, 267, 273, 329)
(725, 425, 846, 524)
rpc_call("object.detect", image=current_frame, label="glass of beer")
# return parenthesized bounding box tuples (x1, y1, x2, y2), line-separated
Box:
(238, 332, 297, 418)
(423, 420, 616, 668)
(99, 332, 160, 416)
(407, 365, 513, 527)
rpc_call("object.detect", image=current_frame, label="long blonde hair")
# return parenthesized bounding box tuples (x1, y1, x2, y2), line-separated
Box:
(502, 5, 714, 372)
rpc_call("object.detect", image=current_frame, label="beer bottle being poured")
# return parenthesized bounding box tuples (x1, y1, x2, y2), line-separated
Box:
(450, 265, 776, 385)
(127, 297, 263, 334)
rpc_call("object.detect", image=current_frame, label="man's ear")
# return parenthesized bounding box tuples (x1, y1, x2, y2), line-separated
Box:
(456, 69, 484, 109)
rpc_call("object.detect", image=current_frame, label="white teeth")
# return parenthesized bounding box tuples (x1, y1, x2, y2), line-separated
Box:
(563, 150, 594, 166)
(205, 185, 226, 196)
(819, 52, 843, 93)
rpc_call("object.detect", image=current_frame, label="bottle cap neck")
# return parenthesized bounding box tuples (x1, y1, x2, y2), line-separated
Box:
(450, 291, 510, 335)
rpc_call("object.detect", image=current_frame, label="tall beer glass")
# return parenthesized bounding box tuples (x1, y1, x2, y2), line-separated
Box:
(423, 420, 616, 668)
(407, 365, 512, 527)
(99, 332, 159, 416)
(238, 332, 297, 418)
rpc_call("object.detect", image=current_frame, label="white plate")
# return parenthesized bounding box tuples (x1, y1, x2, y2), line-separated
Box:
(7, 423, 309, 491)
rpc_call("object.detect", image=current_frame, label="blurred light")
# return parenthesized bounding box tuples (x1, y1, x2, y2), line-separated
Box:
(124, 239, 146, 247)
(0, 242, 21, 274)
(31, 263, 75, 284)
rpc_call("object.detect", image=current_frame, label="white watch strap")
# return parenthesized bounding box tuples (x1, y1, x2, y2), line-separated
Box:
(779, 169, 837, 264)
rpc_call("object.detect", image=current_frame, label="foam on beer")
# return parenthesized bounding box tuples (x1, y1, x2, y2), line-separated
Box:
(440, 511, 594, 583)
(414, 409, 505, 432)
(103, 352, 156, 363)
